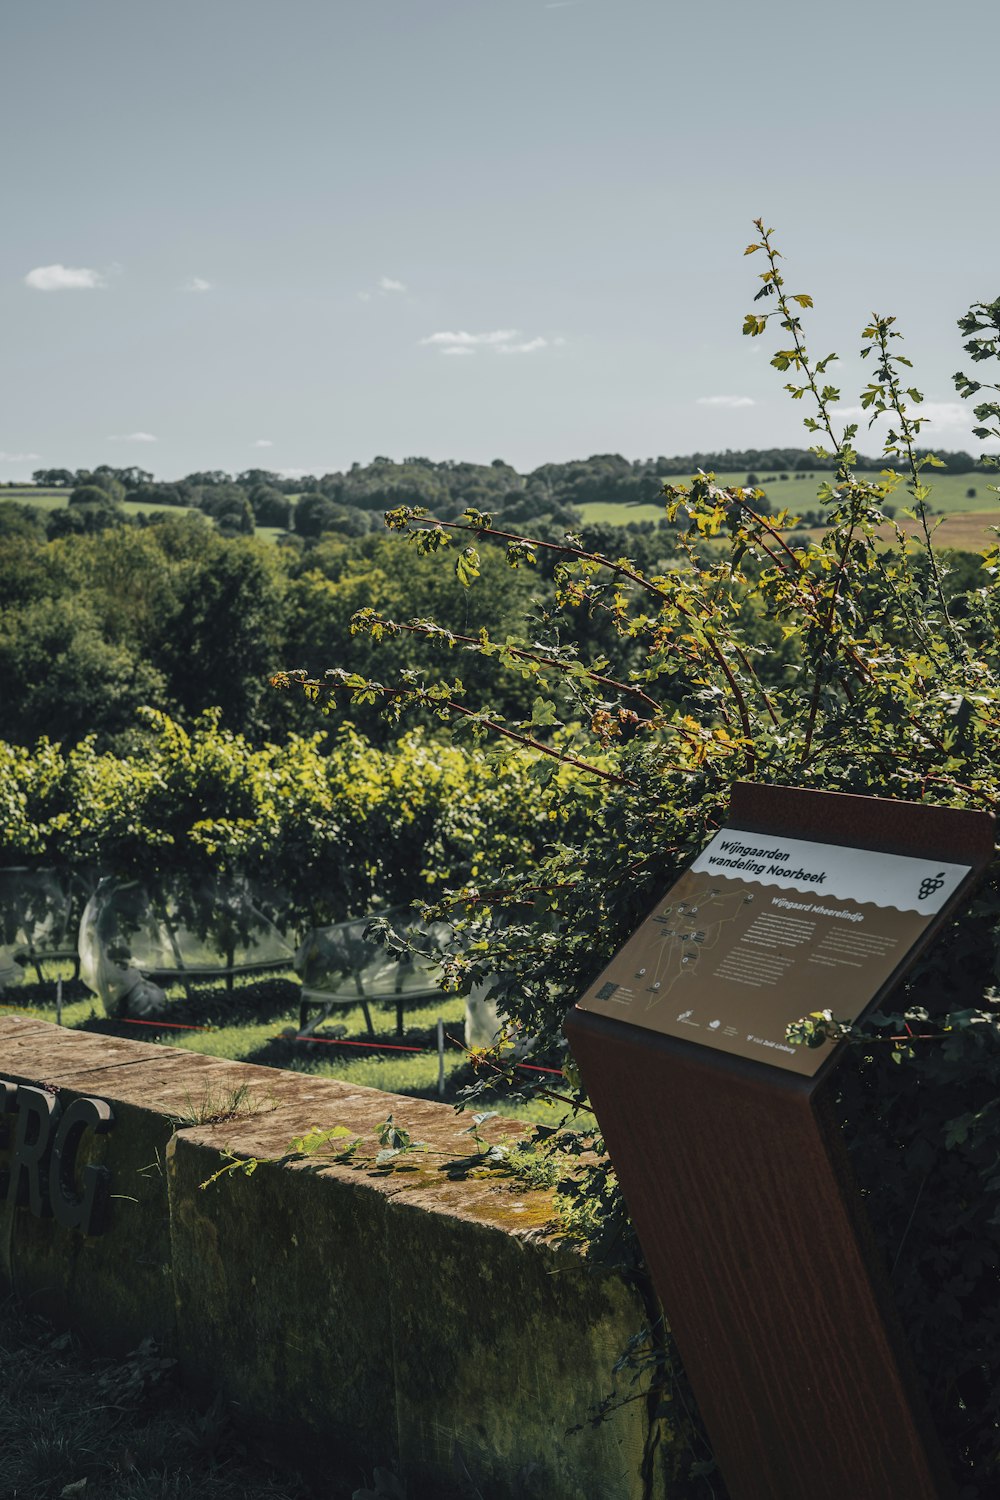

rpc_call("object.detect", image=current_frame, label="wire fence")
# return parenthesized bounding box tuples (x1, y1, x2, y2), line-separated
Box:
(1, 995, 566, 1090)
(117, 1013, 566, 1078)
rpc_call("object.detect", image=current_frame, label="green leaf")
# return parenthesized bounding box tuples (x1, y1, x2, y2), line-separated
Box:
(943, 1114, 974, 1149)
(529, 697, 559, 727)
(455, 546, 481, 588)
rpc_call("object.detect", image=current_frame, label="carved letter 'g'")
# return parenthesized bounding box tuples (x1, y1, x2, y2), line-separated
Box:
(50, 1096, 115, 1236)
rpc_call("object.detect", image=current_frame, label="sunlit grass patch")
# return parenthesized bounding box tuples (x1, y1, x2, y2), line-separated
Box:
(5, 971, 574, 1125)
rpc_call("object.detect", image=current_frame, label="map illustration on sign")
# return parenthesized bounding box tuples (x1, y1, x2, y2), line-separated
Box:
(576, 827, 972, 1076)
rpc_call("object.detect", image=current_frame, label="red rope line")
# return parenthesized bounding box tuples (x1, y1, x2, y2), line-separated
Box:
(274, 1034, 424, 1053)
(122, 1018, 211, 1032)
(273, 1031, 565, 1076)
(1, 1000, 566, 1074)
(0, 1000, 213, 1033)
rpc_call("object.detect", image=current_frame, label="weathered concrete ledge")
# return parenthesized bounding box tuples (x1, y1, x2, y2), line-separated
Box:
(0, 1016, 669, 1499)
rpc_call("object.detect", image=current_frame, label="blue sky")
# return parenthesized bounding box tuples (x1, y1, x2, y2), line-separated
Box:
(3, 0, 998, 479)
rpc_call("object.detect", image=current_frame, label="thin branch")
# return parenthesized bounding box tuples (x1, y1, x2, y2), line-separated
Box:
(406, 513, 678, 605)
(755, 223, 866, 759)
(872, 315, 963, 652)
(731, 642, 780, 728)
(360, 615, 667, 714)
(703, 629, 753, 756)
(277, 675, 640, 787)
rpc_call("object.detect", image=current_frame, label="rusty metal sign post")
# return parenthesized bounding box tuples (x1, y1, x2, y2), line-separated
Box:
(565, 783, 994, 1500)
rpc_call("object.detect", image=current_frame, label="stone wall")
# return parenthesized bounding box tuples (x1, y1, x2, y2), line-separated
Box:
(0, 1016, 672, 1500)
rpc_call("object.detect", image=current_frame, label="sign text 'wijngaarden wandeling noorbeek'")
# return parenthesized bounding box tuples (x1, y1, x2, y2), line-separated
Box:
(576, 828, 971, 1076)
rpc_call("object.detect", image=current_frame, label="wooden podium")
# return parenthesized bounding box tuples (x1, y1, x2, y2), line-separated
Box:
(565, 784, 994, 1500)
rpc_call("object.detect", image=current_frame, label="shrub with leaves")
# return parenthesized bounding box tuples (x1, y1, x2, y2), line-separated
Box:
(277, 222, 1000, 1493)
(0, 708, 578, 941)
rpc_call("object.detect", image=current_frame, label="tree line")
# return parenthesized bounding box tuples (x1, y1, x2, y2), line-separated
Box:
(0, 507, 669, 752)
(14, 445, 995, 544)
(1, 473, 987, 757)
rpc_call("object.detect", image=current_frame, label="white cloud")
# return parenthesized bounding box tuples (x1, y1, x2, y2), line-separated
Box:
(252, 439, 274, 448)
(918, 402, 975, 429)
(696, 395, 756, 409)
(422, 329, 558, 357)
(832, 401, 989, 438)
(831, 404, 886, 423)
(422, 329, 518, 348)
(0, 451, 41, 462)
(359, 275, 407, 300)
(108, 431, 157, 443)
(498, 337, 548, 355)
(25, 263, 105, 291)
(183, 276, 212, 293)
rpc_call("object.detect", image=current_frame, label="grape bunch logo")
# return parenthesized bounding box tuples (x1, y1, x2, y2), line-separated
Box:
(918, 871, 946, 903)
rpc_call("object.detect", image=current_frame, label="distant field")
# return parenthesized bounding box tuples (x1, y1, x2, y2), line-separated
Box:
(0, 486, 196, 518)
(576, 496, 998, 553)
(577, 502, 666, 525)
(4, 475, 997, 548)
(577, 470, 1000, 527)
(908, 512, 999, 550)
(1, 487, 75, 512)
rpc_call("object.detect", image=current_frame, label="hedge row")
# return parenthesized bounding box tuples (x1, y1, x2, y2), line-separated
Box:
(0, 709, 585, 930)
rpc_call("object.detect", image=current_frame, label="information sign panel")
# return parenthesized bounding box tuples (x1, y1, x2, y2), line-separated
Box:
(576, 825, 972, 1076)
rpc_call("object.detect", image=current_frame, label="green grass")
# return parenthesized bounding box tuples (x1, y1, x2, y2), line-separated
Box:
(3, 969, 574, 1127)
(577, 501, 666, 525)
(577, 469, 1000, 528)
(739, 468, 1000, 516)
(1, 487, 197, 518)
(0, 488, 292, 533)
(1, 487, 78, 512)
(577, 470, 1000, 555)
